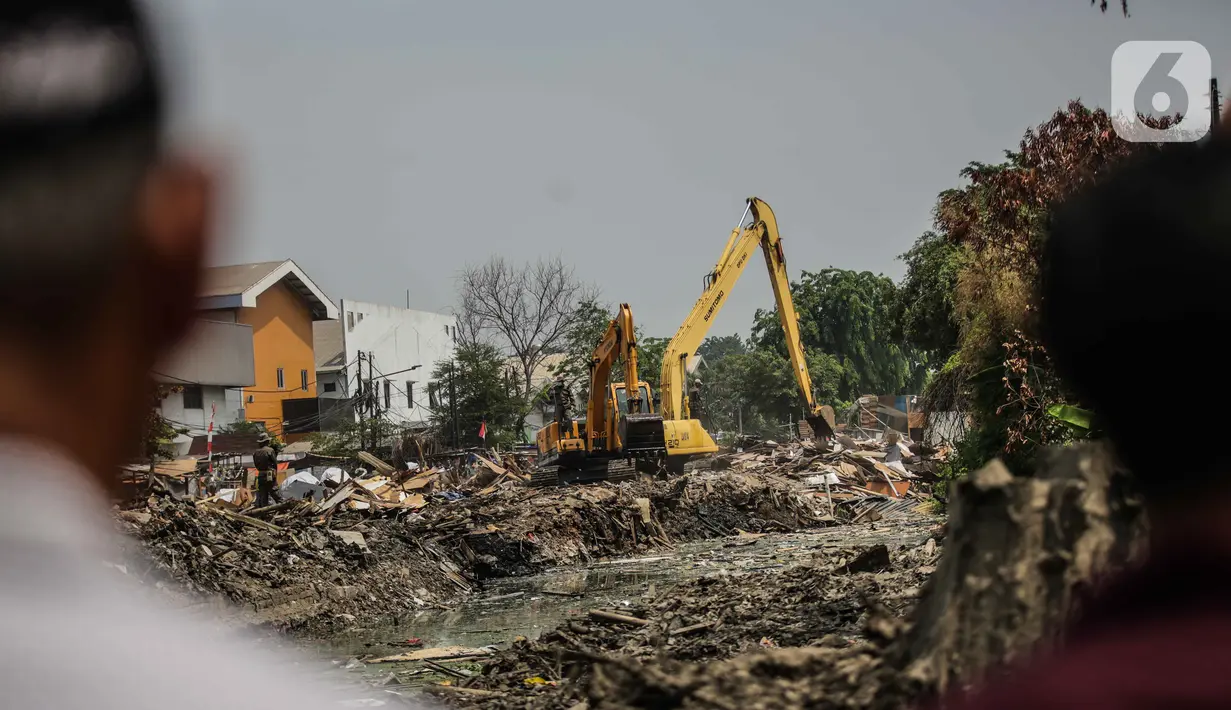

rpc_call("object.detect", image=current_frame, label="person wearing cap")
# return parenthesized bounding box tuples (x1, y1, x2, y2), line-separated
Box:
(0, 3, 416, 708)
(251, 432, 280, 507)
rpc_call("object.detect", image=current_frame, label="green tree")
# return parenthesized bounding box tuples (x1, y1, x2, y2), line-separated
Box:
(143, 385, 186, 462)
(751, 268, 921, 402)
(699, 348, 845, 441)
(307, 417, 402, 459)
(697, 334, 747, 363)
(429, 342, 521, 447)
(894, 231, 963, 365)
(218, 420, 265, 435)
(921, 100, 1165, 473)
(548, 298, 613, 403)
(636, 336, 670, 400)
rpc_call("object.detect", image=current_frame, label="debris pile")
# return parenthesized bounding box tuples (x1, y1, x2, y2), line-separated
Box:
(406, 469, 826, 579)
(117, 495, 467, 633)
(433, 443, 1142, 710)
(121, 463, 830, 630)
(433, 538, 942, 710)
(709, 434, 945, 522)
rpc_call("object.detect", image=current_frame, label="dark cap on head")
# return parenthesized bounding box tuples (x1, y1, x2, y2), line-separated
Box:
(1042, 134, 1231, 501)
(0, 0, 163, 171)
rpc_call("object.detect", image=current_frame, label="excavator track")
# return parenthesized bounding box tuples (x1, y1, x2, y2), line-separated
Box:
(529, 458, 639, 488)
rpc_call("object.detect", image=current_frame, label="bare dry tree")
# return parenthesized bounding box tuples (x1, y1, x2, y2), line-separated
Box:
(451, 290, 488, 349)
(457, 255, 599, 435)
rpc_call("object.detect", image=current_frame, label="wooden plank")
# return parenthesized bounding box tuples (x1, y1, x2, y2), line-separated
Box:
(317, 481, 357, 512)
(220, 510, 283, 534)
(357, 451, 395, 475)
(589, 609, 651, 626)
(366, 646, 491, 664)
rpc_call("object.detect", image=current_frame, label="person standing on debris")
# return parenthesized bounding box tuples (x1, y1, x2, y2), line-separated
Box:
(0, 3, 423, 709)
(252, 433, 280, 507)
(937, 124, 1231, 707)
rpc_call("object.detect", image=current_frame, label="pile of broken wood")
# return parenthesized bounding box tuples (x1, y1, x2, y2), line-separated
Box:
(709, 435, 945, 522)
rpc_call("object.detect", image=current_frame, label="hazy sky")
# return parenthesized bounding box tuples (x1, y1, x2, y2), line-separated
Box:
(164, 0, 1231, 338)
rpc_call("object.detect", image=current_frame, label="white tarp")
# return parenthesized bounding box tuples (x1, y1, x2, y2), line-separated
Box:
(281, 471, 320, 488)
(321, 467, 351, 485)
(282, 471, 327, 502)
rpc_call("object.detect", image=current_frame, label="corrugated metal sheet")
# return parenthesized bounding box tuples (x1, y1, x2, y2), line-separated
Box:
(850, 495, 931, 521)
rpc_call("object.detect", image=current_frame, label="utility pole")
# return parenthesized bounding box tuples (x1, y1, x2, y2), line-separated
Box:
(356, 351, 367, 450)
(1212, 77, 1222, 128)
(449, 360, 459, 449)
(368, 351, 377, 451)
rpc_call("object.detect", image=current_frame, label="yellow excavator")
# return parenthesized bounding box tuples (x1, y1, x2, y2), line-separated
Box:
(659, 197, 835, 472)
(532, 303, 667, 486)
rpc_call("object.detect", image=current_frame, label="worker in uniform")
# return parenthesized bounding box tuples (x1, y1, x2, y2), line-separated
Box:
(252, 433, 280, 507)
(689, 378, 704, 419)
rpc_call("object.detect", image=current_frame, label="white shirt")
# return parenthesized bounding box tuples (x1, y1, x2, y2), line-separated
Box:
(0, 437, 420, 709)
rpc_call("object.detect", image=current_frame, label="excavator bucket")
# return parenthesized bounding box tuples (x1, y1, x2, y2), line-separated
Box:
(805, 412, 835, 440)
(620, 412, 667, 454)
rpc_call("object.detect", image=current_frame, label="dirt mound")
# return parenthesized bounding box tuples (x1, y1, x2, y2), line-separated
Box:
(433, 539, 941, 710)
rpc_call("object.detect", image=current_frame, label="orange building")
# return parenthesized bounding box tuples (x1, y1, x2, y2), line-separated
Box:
(198, 260, 338, 437)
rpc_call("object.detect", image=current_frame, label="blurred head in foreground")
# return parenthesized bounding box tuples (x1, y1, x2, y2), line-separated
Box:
(0, 1, 214, 480)
(1042, 132, 1231, 513)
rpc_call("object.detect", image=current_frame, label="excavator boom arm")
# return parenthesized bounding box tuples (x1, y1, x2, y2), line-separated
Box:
(584, 303, 642, 449)
(659, 198, 820, 423)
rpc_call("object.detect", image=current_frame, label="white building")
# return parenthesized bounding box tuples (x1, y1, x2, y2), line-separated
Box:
(314, 299, 456, 429)
(154, 319, 256, 452)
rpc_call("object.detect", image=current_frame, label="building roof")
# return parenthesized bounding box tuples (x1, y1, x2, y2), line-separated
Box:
(200, 259, 339, 321)
(313, 320, 345, 371)
(514, 353, 569, 389)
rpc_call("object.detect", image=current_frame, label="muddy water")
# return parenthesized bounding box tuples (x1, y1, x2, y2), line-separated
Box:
(313, 520, 936, 688)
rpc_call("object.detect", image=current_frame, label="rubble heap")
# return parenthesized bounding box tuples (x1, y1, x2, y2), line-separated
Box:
(411, 469, 825, 579)
(116, 496, 466, 632)
(434, 443, 1142, 710)
(121, 465, 831, 632)
(434, 539, 942, 710)
(709, 435, 945, 522)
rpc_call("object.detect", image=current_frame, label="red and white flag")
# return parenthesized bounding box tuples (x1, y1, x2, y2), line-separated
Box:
(478, 420, 487, 441)
(206, 403, 217, 473)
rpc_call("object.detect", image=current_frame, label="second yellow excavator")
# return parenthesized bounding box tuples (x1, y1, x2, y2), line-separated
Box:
(532, 303, 667, 486)
(659, 197, 835, 472)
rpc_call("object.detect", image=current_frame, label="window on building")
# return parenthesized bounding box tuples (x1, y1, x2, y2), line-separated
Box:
(406, 381, 414, 407)
(276, 368, 284, 389)
(347, 312, 354, 332)
(182, 385, 203, 410)
(357, 313, 364, 322)
(301, 369, 309, 390)
(323, 381, 337, 394)
(384, 380, 391, 409)
(428, 382, 439, 409)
